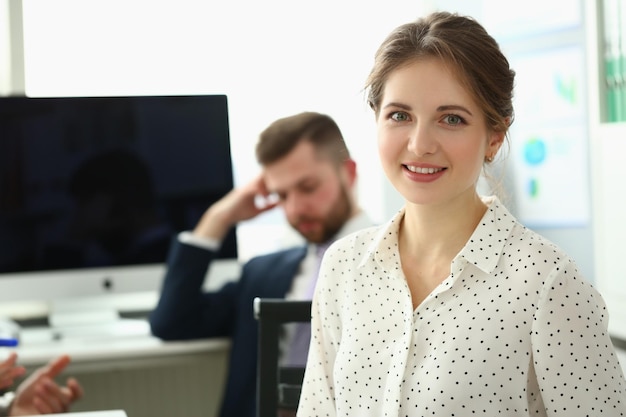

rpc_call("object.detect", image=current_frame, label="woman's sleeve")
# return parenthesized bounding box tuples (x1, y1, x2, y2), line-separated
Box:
(0, 391, 14, 417)
(296, 254, 340, 417)
(532, 257, 626, 415)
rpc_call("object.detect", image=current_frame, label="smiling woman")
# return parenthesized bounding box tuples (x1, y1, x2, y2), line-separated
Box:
(296, 10, 626, 417)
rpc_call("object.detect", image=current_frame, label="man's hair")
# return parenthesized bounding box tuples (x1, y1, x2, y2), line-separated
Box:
(255, 111, 350, 166)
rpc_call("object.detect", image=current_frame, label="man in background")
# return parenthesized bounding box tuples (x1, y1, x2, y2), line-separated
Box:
(149, 111, 373, 417)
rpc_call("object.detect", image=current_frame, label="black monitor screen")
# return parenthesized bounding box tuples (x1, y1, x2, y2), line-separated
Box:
(0, 94, 237, 274)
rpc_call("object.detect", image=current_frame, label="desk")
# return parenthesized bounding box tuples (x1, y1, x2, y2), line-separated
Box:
(13, 323, 230, 417)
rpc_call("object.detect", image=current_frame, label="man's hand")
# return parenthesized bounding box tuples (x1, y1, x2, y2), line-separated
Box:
(10, 355, 84, 416)
(193, 174, 278, 241)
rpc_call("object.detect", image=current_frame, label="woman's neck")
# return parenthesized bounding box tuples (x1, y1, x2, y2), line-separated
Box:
(400, 193, 488, 261)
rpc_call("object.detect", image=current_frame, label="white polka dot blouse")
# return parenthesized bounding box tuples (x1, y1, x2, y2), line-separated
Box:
(297, 196, 626, 416)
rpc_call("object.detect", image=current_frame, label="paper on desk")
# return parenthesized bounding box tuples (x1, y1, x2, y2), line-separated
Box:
(20, 410, 127, 417)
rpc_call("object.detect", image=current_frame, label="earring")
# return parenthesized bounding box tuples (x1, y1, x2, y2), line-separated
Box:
(485, 155, 493, 163)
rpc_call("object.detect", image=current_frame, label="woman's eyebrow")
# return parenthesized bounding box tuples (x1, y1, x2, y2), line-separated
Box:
(382, 102, 412, 111)
(437, 104, 473, 116)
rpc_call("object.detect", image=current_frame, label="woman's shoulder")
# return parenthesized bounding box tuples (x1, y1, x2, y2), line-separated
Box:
(483, 196, 571, 259)
(510, 222, 570, 258)
(333, 221, 390, 249)
(326, 212, 401, 264)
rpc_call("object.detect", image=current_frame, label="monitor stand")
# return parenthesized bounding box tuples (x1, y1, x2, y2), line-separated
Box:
(45, 294, 153, 342)
(17, 258, 241, 346)
(12, 294, 154, 347)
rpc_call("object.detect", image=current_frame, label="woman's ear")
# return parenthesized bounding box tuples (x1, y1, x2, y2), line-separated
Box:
(486, 130, 505, 160)
(486, 117, 510, 160)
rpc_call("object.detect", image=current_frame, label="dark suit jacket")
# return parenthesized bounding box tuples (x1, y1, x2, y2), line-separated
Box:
(149, 238, 307, 417)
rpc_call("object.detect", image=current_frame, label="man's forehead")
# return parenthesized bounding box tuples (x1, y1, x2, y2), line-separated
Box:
(263, 160, 336, 193)
(263, 169, 318, 193)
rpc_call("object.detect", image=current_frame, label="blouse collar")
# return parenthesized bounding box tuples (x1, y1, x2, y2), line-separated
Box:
(358, 196, 518, 275)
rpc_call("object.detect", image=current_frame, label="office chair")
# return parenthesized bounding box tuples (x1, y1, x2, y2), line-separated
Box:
(254, 297, 312, 417)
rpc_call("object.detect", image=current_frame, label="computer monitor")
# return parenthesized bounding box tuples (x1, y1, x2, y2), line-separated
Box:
(0, 94, 237, 317)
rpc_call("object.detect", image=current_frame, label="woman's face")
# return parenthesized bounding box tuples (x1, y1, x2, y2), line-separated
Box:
(376, 58, 503, 207)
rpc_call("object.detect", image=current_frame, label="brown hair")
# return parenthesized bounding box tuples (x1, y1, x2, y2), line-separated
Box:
(256, 111, 350, 166)
(365, 11, 515, 134)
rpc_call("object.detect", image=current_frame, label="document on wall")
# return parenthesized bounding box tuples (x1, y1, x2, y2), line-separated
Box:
(507, 45, 590, 228)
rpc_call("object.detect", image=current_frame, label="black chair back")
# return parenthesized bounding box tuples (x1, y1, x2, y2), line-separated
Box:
(254, 297, 312, 417)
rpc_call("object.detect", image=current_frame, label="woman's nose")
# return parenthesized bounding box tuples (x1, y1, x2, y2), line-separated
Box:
(407, 124, 437, 156)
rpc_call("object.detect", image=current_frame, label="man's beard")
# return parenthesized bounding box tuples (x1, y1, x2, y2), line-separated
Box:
(291, 184, 353, 244)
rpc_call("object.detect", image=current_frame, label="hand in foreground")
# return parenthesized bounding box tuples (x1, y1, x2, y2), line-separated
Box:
(0, 352, 26, 390)
(10, 355, 84, 416)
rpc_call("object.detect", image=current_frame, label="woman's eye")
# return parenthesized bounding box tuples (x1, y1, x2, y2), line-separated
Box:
(443, 114, 464, 126)
(390, 111, 409, 122)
